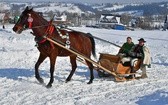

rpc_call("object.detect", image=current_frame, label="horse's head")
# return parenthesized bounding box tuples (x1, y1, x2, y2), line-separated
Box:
(13, 6, 34, 34)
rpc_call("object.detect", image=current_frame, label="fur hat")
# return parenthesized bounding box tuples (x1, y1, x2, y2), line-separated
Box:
(138, 38, 146, 42)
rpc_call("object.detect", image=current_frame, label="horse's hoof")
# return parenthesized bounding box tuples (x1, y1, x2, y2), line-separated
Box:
(65, 78, 71, 83)
(46, 84, 52, 88)
(87, 81, 93, 84)
(37, 78, 44, 84)
(65, 80, 69, 83)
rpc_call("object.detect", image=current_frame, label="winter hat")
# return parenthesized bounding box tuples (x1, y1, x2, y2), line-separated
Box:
(138, 38, 146, 42)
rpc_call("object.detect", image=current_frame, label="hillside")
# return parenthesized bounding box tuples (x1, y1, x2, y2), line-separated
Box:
(1, 1, 168, 16)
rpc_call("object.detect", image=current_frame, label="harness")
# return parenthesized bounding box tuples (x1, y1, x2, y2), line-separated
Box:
(32, 20, 55, 49)
(27, 14, 70, 49)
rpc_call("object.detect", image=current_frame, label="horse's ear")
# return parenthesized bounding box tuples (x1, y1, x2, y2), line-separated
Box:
(25, 6, 33, 11)
(29, 7, 33, 11)
(25, 6, 29, 10)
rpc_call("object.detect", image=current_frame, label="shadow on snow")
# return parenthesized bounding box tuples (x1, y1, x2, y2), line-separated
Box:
(0, 66, 98, 82)
(0, 68, 46, 80)
(136, 90, 168, 105)
(152, 62, 168, 66)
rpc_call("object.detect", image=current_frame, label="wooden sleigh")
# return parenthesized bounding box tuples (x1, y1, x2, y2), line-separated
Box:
(97, 53, 142, 81)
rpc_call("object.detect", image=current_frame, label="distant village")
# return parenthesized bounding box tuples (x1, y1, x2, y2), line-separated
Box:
(0, 2, 168, 30)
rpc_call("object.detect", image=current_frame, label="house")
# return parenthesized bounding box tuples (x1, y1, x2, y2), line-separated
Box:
(98, 14, 124, 29)
(53, 13, 70, 27)
(0, 12, 10, 23)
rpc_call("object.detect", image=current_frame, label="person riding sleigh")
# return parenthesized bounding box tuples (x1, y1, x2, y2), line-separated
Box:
(121, 38, 151, 79)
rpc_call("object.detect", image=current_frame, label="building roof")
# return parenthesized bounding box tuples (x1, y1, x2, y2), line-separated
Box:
(99, 14, 121, 24)
(54, 14, 67, 22)
(101, 14, 121, 17)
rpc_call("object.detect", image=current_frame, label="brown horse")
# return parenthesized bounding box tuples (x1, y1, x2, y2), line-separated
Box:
(13, 7, 96, 88)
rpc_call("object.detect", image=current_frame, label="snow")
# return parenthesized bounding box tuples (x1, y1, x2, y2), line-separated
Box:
(0, 2, 11, 11)
(0, 24, 168, 105)
(34, 3, 83, 14)
(103, 5, 125, 11)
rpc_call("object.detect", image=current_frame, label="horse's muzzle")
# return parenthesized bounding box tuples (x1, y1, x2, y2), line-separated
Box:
(13, 26, 23, 34)
(13, 27, 17, 32)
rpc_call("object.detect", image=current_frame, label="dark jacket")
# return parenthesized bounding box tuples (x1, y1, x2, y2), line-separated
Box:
(128, 44, 144, 58)
(129, 44, 151, 68)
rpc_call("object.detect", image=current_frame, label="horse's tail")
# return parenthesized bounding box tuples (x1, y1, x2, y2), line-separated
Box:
(87, 33, 97, 59)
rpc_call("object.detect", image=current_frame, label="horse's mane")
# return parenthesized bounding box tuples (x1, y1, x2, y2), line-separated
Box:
(32, 10, 48, 25)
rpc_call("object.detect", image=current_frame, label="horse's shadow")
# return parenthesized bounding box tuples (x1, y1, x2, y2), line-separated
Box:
(0, 67, 95, 81)
(0, 68, 35, 80)
(53, 65, 99, 83)
(136, 90, 168, 105)
(0, 68, 48, 81)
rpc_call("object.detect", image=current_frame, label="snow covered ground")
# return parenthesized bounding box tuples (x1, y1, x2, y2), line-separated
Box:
(0, 24, 168, 105)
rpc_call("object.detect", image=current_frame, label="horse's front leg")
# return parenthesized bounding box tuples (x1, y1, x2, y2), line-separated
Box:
(46, 55, 57, 88)
(35, 53, 47, 84)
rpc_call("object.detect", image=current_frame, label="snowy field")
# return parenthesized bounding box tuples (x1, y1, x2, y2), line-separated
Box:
(0, 24, 168, 105)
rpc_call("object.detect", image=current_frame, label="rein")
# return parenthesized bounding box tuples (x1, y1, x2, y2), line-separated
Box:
(21, 13, 49, 31)
(23, 24, 49, 31)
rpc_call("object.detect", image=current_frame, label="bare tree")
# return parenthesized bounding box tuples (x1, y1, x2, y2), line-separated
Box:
(13, 9, 20, 16)
(120, 13, 131, 26)
(48, 11, 54, 19)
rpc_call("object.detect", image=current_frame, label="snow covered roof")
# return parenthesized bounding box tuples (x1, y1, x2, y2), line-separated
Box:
(99, 14, 121, 24)
(54, 14, 67, 21)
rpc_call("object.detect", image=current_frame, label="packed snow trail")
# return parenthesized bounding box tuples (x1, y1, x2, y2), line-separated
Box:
(0, 25, 168, 105)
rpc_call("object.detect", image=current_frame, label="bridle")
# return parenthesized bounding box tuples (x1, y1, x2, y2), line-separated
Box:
(19, 14, 49, 31)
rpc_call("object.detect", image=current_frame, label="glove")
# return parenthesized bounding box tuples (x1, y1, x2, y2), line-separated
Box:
(129, 52, 136, 57)
(118, 53, 126, 57)
(137, 53, 143, 58)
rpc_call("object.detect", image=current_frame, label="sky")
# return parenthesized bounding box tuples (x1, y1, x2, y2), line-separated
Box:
(2, 0, 168, 4)
(56, 0, 168, 4)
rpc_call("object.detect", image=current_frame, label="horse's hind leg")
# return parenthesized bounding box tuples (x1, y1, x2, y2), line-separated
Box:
(35, 53, 47, 84)
(85, 60, 94, 84)
(66, 55, 77, 83)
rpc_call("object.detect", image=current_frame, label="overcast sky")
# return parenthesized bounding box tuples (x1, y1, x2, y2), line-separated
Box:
(2, 0, 168, 4)
(56, 0, 168, 4)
